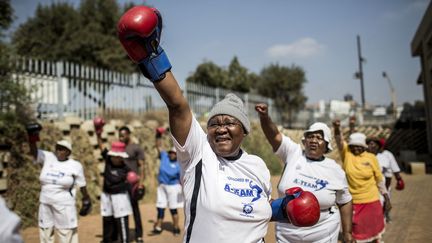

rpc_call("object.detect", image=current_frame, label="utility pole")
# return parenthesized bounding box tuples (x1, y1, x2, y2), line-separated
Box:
(382, 71, 398, 120)
(355, 35, 366, 110)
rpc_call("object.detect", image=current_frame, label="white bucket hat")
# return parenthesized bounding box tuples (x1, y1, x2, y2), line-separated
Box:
(348, 132, 368, 148)
(56, 140, 72, 152)
(302, 122, 333, 152)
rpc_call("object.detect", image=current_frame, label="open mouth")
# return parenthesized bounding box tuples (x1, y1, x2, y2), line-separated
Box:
(308, 144, 318, 150)
(215, 136, 231, 144)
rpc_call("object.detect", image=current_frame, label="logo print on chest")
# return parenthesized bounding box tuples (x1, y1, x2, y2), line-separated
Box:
(224, 180, 262, 202)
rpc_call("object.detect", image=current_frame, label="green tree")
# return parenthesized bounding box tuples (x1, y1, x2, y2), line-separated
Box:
(186, 56, 256, 92)
(226, 56, 251, 92)
(186, 60, 228, 87)
(12, 0, 134, 72)
(12, 2, 80, 61)
(257, 63, 307, 127)
(0, 0, 40, 228)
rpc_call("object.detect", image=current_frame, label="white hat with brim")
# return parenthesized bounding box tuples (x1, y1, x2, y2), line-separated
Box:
(302, 122, 333, 152)
(107, 151, 129, 158)
(56, 140, 72, 152)
(348, 132, 368, 148)
(168, 146, 177, 153)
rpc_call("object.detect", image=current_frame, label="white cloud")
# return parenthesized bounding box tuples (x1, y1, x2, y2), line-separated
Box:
(267, 38, 325, 59)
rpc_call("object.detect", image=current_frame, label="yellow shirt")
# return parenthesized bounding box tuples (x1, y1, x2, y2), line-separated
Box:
(341, 144, 383, 203)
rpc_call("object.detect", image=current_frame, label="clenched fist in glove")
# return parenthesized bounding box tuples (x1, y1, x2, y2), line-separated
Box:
(117, 6, 171, 82)
(93, 117, 105, 136)
(396, 178, 405, 190)
(26, 122, 42, 143)
(271, 187, 320, 227)
(79, 197, 92, 216)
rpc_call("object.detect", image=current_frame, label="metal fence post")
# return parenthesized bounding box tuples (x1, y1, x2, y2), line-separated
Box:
(56, 61, 64, 120)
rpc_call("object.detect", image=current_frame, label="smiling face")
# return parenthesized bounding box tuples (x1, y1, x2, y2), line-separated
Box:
(207, 115, 246, 158)
(367, 140, 380, 155)
(302, 131, 327, 160)
(349, 145, 366, 156)
(55, 145, 71, 161)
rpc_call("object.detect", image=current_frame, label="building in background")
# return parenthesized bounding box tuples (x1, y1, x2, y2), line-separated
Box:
(411, 1, 432, 169)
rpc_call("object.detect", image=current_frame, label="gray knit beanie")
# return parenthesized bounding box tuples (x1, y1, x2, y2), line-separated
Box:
(208, 93, 250, 134)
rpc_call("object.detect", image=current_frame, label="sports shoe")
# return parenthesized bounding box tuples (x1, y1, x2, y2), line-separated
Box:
(136, 237, 144, 243)
(152, 227, 162, 234)
(173, 228, 181, 236)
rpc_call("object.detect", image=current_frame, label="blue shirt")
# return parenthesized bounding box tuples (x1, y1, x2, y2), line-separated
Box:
(158, 151, 181, 185)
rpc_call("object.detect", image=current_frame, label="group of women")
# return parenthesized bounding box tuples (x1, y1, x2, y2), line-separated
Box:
(24, 5, 402, 243)
(115, 5, 404, 243)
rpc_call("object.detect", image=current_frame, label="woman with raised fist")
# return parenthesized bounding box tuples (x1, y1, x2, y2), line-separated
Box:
(334, 120, 390, 243)
(27, 123, 91, 243)
(256, 104, 354, 243)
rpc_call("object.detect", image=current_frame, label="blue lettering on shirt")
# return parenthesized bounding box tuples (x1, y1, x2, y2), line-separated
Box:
(224, 180, 263, 202)
(46, 172, 65, 178)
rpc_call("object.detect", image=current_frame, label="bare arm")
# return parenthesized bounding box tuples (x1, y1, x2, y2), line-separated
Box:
(255, 103, 282, 151)
(80, 186, 90, 201)
(96, 132, 105, 151)
(153, 72, 192, 146)
(29, 142, 38, 160)
(332, 120, 344, 152)
(338, 201, 355, 243)
(139, 159, 145, 183)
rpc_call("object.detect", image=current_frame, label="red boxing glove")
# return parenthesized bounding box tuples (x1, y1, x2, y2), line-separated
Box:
(93, 117, 105, 135)
(117, 6, 171, 82)
(127, 171, 140, 185)
(285, 187, 320, 227)
(396, 178, 405, 190)
(26, 122, 42, 143)
(155, 127, 166, 138)
(118, 6, 159, 63)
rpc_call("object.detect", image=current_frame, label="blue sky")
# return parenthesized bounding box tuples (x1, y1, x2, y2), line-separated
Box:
(10, 0, 429, 106)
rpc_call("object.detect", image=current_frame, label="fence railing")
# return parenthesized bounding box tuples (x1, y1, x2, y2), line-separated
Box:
(6, 57, 281, 123)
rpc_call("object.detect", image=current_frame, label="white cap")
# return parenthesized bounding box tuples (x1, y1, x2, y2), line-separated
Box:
(348, 132, 368, 148)
(168, 146, 177, 153)
(56, 140, 72, 152)
(302, 122, 333, 152)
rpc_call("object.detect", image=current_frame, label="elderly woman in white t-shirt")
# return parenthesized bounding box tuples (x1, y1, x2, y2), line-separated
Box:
(256, 104, 354, 243)
(27, 122, 91, 243)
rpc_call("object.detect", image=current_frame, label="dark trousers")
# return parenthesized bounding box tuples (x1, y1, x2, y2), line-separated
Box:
(102, 216, 129, 243)
(129, 189, 143, 238)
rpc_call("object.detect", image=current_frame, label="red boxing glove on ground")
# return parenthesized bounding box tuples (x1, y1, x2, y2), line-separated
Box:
(93, 117, 105, 135)
(396, 178, 405, 190)
(285, 187, 320, 227)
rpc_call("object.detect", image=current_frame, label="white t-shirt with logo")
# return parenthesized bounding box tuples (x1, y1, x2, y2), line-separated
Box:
(377, 150, 400, 178)
(274, 135, 352, 243)
(172, 118, 272, 243)
(36, 150, 86, 206)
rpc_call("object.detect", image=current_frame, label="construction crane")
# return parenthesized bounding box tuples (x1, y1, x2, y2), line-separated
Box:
(382, 71, 397, 120)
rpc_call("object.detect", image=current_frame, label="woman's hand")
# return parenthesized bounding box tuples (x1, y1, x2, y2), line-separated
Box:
(255, 103, 269, 117)
(343, 231, 356, 243)
(383, 194, 392, 213)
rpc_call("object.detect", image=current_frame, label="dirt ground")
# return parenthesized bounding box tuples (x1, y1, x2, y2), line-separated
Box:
(22, 173, 432, 243)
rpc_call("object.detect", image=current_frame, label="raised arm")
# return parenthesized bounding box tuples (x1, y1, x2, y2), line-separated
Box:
(26, 122, 42, 160)
(255, 103, 282, 151)
(332, 120, 344, 152)
(153, 73, 192, 145)
(93, 117, 106, 151)
(117, 6, 191, 145)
